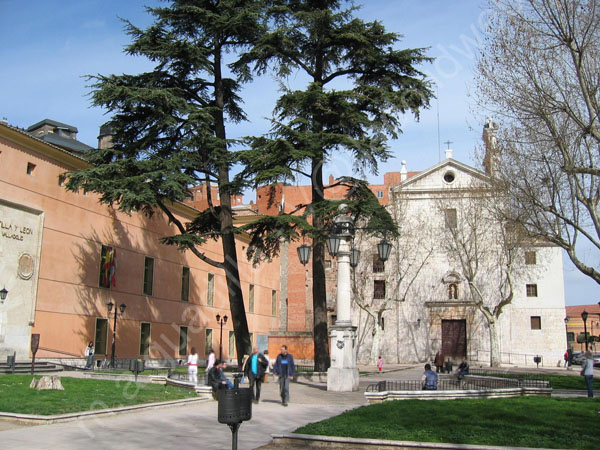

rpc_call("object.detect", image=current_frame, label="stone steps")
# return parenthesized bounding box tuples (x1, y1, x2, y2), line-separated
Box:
(0, 361, 62, 374)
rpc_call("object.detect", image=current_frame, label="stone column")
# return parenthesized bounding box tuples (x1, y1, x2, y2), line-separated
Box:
(327, 213, 359, 391)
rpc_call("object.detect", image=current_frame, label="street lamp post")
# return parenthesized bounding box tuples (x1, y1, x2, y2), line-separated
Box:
(581, 310, 589, 352)
(0, 287, 8, 303)
(216, 314, 228, 361)
(107, 301, 126, 368)
(318, 206, 392, 392)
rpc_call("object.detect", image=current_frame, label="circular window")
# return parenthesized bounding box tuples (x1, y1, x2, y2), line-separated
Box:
(443, 171, 455, 183)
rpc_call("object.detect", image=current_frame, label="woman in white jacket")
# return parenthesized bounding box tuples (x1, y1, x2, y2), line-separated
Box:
(581, 351, 595, 398)
(187, 347, 199, 384)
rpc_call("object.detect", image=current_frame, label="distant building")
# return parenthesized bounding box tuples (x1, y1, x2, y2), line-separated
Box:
(566, 304, 600, 352)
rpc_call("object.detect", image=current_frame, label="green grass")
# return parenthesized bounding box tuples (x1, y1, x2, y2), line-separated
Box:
(296, 397, 600, 450)
(473, 371, 600, 390)
(0, 375, 197, 415)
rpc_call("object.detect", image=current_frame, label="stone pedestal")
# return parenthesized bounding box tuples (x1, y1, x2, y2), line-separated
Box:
(327, 325, 359, 391)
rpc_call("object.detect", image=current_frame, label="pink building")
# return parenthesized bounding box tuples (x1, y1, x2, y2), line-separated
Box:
(0, 119, 280, 366)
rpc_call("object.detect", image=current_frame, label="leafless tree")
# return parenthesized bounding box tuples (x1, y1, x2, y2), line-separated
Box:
(352, 201, 434, 364)
(438, 186, 532, 367)
(476, 0, 600, 283)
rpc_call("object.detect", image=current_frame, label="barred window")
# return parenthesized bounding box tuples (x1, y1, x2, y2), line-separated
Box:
(526, 284, 538, 297)
(372, 254, 384, 273)
(374, 280, 386, 299)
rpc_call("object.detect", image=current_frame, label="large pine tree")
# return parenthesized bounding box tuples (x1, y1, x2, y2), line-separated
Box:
(64, 0, 266, 363)
(238, 0, 433, 371)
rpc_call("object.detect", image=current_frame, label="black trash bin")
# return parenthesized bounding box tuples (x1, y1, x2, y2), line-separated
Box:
(218, 388, 252, 424)
(7, 354, 16, 373)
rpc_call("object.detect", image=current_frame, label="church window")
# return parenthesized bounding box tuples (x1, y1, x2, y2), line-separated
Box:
(526, 283, 538, 297)
(443, 171, 456, 183)
(27, 162, 36, 175)
(374, 280, 386, 299)
(372, 254, 384, 273)
(525, 251, 536, 265)
(376, 190, 384, 198)
(530, 316, 541, 330)
(444, 208, 457, 229)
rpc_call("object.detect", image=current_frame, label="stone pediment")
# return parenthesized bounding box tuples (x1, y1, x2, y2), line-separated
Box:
(391, 159, 490, 193)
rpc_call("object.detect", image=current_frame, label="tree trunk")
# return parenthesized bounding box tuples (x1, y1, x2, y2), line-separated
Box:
(369, 318, 382, 365)
(488, 318, 501, 367)
(312, 157, 330, 372)
(214, 43, 251, 365)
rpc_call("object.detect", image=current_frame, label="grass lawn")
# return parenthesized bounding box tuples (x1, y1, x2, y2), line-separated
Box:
(296, 397, 600, 450)
(0, 375, 197, 415)
(474, 371, 600, 390)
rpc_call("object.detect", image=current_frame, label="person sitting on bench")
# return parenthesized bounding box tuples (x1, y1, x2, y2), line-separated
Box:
(456, 357, 469, 381)
(421, 363, 438, 390)
(207, 359, 233, 394)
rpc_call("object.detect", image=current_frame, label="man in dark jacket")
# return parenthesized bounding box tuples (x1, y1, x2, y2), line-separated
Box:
(207, 360, 233, 395)
(273, 345, 295, 406)
(244, 346, 268, 403)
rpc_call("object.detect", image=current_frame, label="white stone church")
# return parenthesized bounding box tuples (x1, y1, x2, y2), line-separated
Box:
(352, 125, 567, 368)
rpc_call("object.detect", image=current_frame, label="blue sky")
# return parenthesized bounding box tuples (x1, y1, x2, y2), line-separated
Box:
(1, 0, 597, 306)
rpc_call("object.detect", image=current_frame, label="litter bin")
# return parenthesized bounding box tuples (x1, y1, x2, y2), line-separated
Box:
(7, 354, 16, 373)
(218, 386, 252, 450)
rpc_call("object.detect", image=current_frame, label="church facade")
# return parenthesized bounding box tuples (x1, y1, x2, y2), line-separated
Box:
(352, 149, 567, 367)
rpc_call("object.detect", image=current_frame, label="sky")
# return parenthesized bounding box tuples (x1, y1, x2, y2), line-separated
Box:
(1, 0, 598, 306)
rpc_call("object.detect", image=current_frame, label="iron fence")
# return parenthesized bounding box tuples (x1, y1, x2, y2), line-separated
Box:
(366, 374, 549, 393)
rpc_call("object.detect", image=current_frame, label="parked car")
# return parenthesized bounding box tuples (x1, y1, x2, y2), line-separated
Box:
(571, 352, 585, 365)
(593, 354, 600, 367)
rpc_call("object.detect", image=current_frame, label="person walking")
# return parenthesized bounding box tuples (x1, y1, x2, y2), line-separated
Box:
(273, 345, 295, 406)
(244, 346, 268, 403)
(434, 349, 445, 373)
(205, 348, 216, 384)
(563, 349, 569, 368)
(263, 349, 272, 383)
(421, 363, 438, 390)
(581, 351, 594, 398)
(186, 347, 199, 384)
(84, 341, 94, 370)
(377, 355, 383, 372)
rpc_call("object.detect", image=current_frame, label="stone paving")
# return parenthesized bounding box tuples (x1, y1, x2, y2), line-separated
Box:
(0, 364, 594, 449)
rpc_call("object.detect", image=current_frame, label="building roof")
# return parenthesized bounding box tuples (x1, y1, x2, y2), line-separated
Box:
(0, 121, 89, 164)
(26, 118, 78, 133)
(566, 304, 600, 316)
(35, 132, 93, 154)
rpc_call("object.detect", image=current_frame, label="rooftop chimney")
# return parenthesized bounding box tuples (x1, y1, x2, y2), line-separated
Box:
(400, 161, 408, 181)
(98, 123, 115, 149)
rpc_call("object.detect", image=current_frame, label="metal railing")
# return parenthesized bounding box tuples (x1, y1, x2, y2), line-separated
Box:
(471, 350, 546, 367)
(366, 374, 550, 392)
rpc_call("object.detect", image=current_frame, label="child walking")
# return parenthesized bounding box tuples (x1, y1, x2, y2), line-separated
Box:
(377, 355, 383, 372)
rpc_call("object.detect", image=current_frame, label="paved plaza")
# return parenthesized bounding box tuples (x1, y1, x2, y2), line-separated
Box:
(0, 364, 594, 449)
